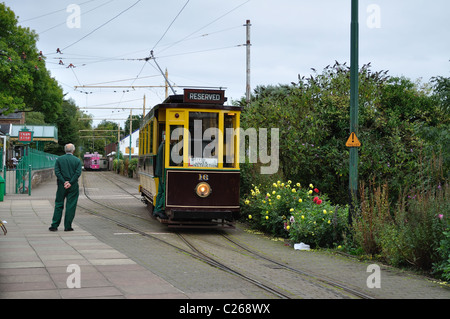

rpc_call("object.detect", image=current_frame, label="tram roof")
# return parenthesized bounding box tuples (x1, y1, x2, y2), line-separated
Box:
(143, 90, 242, 121)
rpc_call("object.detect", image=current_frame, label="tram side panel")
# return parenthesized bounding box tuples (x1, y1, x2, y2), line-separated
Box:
(138, 155, 158, 206)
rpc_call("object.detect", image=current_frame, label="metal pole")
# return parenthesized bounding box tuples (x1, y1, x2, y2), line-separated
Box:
(245, 19, 251, 107)
(28, 164, 31, 196)
(349, 0, 359, 225)
(151, 51, 176, 95)
(129, 109, 132, 162)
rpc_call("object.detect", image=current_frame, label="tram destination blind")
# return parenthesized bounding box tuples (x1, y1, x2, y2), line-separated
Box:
(184, 89, 225, 104)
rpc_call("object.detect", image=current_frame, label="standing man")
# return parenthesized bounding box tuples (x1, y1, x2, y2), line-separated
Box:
(49, 143, 82, 231)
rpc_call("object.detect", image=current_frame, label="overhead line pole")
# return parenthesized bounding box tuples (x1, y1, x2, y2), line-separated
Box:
(348, 0, 359, 226)
(245, 19, 251, 107)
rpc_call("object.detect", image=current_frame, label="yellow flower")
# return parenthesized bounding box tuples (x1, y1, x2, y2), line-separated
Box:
(265, 215, 269, 220)
(301, 215, 305, 219)
(277, 180, 281, 185)
(290, 208, 294, 212)
(309, 184, 314, 188)
(262, 200, 266, 204)
(276, 195, 281, 199)
(273, 183, 277, 187)
(272, 190, 276, 195)
(266, 193, 271, 197)
(298, 198, 303, 203)
(281, 183, 285, 187)
(328, 220, 331, 224)
(308, 190, 313, 195)
(323, 210, 327, 214)
(296, 182, 301, 187)
(244, 200, 250, 205)
(265, 211, 269, 215)
(248, 215, 252, 219)
(338, 245, 342, 249)
(288, 180, 292, 184)
(292, 188, 296, 193)
(286, 225, 290, 230)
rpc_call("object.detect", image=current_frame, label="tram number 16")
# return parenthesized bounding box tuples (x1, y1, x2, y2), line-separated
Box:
(198, 174, 209, 181)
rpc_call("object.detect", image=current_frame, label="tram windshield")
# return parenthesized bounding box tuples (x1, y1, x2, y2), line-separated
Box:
(188, 112, 219, 167)
(164, 109, 239, 169)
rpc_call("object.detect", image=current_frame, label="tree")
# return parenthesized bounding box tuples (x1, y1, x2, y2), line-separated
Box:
(0, 3, 63, 121)
(45, 99, 90, 156)
(124, 114, 142, 136)
(240, 63, 443, 205)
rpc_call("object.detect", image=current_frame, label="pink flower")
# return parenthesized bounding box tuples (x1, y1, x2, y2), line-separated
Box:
(438, 214, 444, 220)
(316, 199, 322, 205)
(313, 196, 319, 203)
(314, 188, 319, 193)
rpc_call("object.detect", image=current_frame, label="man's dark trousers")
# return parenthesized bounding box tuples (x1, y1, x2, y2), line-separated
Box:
(51, 153, 82, 230)
(51, 182, 79, 230)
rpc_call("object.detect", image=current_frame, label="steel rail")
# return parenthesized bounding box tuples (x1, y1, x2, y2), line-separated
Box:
(79, 173, 291, 299)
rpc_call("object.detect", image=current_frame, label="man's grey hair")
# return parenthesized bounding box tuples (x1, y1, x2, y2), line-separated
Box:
(65, 143, 76, 153)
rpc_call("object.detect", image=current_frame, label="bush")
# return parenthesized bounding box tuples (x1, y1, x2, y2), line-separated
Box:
(434, 230, 450, 281)
(352, 181, 449, 277)
(128, 158, 138, 177)
(242, 180, 348, 248)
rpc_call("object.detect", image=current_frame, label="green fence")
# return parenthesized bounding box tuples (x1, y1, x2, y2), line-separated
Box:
(2, 148, 59, 195)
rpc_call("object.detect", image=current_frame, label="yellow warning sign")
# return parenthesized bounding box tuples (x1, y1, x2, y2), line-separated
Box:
(346, 132, 361, 147)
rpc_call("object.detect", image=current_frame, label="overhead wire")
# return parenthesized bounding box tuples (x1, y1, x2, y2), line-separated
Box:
(157, 0, 250, 55)
(19, 0, 97, 23)
(151, 0, 190, 51)
(61, 0, 142, 52)
(39, 0, 116, 35)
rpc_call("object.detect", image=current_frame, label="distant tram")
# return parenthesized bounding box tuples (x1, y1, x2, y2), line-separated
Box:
(138, 89, 241, 227)
(83, 152, 107, 171)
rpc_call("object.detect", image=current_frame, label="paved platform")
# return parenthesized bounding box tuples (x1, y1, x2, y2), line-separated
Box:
(0, 181, 187, 299)
(1, 177, 449, 301)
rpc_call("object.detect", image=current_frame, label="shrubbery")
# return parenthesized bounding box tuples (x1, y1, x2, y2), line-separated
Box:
(242, 180, 348, 248)
(238, 64, 450, 280)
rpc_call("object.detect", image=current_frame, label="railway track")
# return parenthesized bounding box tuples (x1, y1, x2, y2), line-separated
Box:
(79, 171, 376, 299)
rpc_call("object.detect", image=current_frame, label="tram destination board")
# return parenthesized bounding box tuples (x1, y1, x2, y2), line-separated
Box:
(184, 89, 225, 104)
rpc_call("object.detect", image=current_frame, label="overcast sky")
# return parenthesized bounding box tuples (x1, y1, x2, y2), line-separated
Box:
(4, 0, 450, 128)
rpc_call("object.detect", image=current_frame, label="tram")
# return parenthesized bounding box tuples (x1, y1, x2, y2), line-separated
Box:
(138, 89, 241, 227)
(83, 152, 107, 170)
(84, 152, 100, 170)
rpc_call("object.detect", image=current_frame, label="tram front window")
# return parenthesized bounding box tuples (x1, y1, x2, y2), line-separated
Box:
(169, 125, 184, 166)
(188, 112, 218, 167)
(224, 113, 237, 168)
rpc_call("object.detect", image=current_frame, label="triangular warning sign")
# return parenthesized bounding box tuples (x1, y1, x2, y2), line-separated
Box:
(346, 132, 361, 147)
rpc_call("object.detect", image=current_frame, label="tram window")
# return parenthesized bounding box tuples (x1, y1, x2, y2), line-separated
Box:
(169, 125, 184, 166)
(149, 120, 154, 154)
(224, 113, 237, 168)
(188, 112, 219, 167)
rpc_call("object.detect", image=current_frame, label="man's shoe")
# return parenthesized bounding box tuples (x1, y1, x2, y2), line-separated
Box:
(64, 228, 74, 231)
(49, 227, 57, 231)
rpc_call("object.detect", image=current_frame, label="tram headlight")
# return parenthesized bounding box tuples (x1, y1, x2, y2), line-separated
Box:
(195, 182, 212, 198)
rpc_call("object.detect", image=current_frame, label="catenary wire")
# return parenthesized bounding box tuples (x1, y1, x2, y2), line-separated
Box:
(61, 0, 142, 52)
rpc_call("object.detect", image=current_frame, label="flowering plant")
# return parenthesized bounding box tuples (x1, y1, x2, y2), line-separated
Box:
(243, 180, 348, 247)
